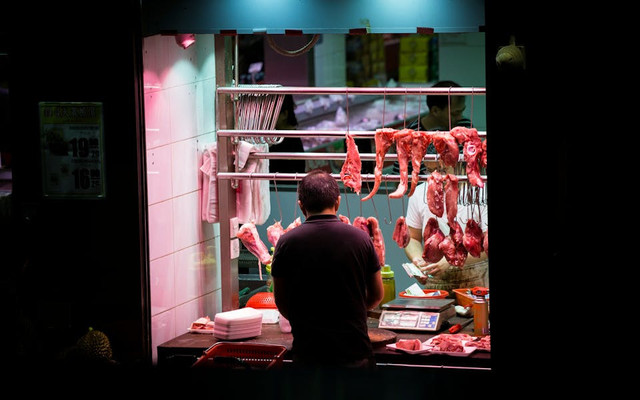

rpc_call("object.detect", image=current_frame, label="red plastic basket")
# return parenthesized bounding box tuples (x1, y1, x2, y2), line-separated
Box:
(192, 342, 287, 370)
(245, 292, 277, 309)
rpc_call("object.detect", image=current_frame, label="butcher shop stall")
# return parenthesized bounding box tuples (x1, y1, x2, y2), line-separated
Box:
(135, 0, 571, 390)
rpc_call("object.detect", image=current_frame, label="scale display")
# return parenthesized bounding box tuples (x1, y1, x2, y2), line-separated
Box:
(378, 307, 455, 332)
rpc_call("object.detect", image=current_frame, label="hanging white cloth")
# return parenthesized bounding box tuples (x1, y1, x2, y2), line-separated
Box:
(235, 141, 270, 225)
(200, 142, 219, 223)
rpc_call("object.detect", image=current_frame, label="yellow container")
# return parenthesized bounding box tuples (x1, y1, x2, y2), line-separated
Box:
(400, 52, 428, 66)
(399, 66, 429, 83)
(400, 35, 430, 53)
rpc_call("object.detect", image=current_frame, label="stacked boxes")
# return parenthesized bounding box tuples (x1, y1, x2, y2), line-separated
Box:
(399, 35, 432, 83)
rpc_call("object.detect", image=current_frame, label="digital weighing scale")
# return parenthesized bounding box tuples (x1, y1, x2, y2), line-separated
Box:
(378, 298, 456, 332)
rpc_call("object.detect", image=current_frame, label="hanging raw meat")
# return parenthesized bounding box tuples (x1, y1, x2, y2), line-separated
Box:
(483, 229, 489, 256)
(439, 221, 468, 268)
(450, 126, 472, 144)
(450, 127, 485, 188)
(340, 132, 362, 194)
(338, 214, 351, 224)
(266, 220, 285, 247)
(352, 216, 370, 234)
(368, 216, 386, 266)
(463, 219, 484, 258)
(464, 140, 484, 188)
(422, 217, 445, 263)
(427, 170, 444, 218)
(432, 131, 459, 168)
(388, 129, 414, 198)
(480, 138, 487, 169)
(284, 217, 301, 232)
(392, 216, 410, 248)
(237, 222, 272, 265)
(444, 173, 459, 225)
(361, 128, 397, 201)
(408, 130, 432, 197)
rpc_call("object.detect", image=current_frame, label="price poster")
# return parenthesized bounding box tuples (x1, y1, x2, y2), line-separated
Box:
(39, 102, 106, 198)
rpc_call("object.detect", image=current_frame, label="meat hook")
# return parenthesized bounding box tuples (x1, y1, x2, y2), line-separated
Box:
(273, 173, 283, 222)
(383, 177, 393, 225)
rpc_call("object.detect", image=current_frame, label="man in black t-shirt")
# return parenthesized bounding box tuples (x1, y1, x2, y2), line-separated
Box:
(271, 170, 384, 368)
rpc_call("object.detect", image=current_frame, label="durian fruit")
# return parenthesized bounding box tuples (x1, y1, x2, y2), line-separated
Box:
(76, 327, 112, 362)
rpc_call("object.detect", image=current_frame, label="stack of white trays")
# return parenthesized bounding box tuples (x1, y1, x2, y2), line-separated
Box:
(213, 307, 263, 340)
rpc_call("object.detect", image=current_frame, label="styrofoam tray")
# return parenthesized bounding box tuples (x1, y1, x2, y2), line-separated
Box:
(214, 307, 263, 326)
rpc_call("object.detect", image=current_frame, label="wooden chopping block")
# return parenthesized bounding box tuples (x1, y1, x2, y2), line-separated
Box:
(368, 328, 397, 347)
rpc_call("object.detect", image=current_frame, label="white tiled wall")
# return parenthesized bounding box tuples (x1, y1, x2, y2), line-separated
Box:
(142, 34, 221, 364)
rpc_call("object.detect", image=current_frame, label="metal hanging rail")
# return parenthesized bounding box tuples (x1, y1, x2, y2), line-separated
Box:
(217, 129, 487, 138)
(217, 172, 487, 182)
(218, 86, 486, 96)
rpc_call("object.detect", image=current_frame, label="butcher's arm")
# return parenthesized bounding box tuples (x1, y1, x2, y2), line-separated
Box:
(272, 276, 290, 320)
(365, 270, 384, 310)
(405, 226, 426, 266)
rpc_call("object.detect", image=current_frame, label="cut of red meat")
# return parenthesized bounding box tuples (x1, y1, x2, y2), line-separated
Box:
(422, 217, 445, 263)
(464, 140, 484, 188)
(266, 220, 285, 247)
(443, 173, 459, 225)
(392, 216, 410, 248)
(483, 229, 488, 256)
(352, 216, 370, 235)
(338, 214, 351, 224)
(340, 132, 362, 194)
(362, 128, 397, 201)
(433, 131, 459, 168)
(408, 130, 432, 197)
(395, 339, 422, 351)
(427, 170, 444, 218)
(480, 138, 487, 169)
(450, 127, 485, 188)
(389, 129, 414, 198)
(368, 216, 386, 266)
(237, 222, 272, 264)
(463, 219, 483, 258)
(284, 217, 301, 232)
(439, 221, 468, 268)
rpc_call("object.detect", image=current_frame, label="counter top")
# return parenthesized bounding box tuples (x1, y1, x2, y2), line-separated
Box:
(157, 314, 490, 370)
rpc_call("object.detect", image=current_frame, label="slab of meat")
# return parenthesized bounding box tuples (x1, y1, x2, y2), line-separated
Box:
(395, 339, 422, 351)
(422, 217, 444, 263)
(439, 221, 468, 268)
(237, 222, 272, 264)
(427, 170, 444, 218)
(480, 138, 487, 169)
(451, 127, 485, 188)
(340, 132, 362, 194)
(338, 214, 351, 224)
(444, 174, 459, 225)
(361, 128, 397, 201)
(389, 129, 414, 198)
(352, 216, 370, 234)
(464, 140, 484, 188)
(392, 216, 410, 248)
(284, 217, 301, 232)
(408, 130, 432, 197)
(368, 216, 386, 266)
(450, 126, 472, 144)
(463, 219, 484, 258)
(483, 229, 489, 256)
(266, 220, 285, 247)
(432, 131, 459, 168)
